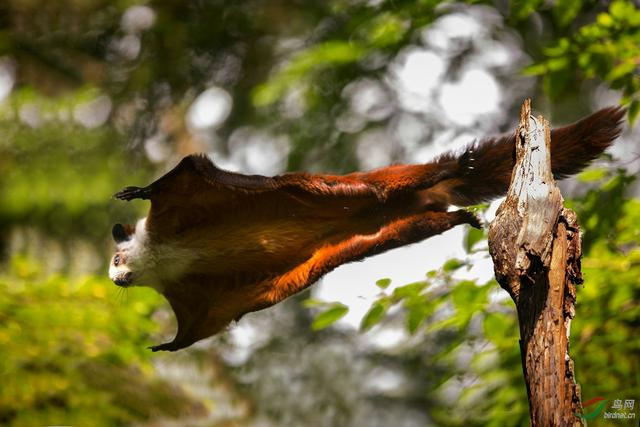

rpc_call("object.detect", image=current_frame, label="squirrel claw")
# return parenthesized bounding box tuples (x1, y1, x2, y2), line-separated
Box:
(114, 186, 151, 201)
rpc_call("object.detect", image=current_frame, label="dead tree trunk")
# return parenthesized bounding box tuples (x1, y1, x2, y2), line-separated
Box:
(488, 99, 584, 426)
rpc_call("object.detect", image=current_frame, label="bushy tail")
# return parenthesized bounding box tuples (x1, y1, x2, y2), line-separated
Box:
(441, 106, 626, 206)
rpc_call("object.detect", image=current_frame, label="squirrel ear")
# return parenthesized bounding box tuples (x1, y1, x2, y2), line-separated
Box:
(112, 223, 130, 243)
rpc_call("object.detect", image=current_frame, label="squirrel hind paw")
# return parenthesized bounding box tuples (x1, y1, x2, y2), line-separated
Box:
(456, 210, 483, 229)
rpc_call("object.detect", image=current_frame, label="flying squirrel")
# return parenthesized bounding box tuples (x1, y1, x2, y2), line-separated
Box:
(110, 107, 625, 351)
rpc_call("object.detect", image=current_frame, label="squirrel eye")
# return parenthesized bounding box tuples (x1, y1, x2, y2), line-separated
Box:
(114, 254, 121, 267)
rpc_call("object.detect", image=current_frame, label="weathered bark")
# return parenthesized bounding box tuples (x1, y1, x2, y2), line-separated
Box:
(488, 99, 583, 426)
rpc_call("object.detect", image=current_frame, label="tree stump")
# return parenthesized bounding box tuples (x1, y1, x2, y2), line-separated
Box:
(488, 99, 584, 426)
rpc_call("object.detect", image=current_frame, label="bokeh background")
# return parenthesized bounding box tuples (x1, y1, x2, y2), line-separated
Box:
(0, 0, 639, 426)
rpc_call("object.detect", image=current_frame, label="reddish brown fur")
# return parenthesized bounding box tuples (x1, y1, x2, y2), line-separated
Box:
(114, 107, 625, 351)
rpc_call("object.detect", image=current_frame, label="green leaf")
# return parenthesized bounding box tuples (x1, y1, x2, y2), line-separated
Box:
(543, 38, 570, 56)
(376, 278, 392, 289)
(466, 203, 490, 213)
(302, 298, 326, 308)
(578, 168, 608, 183)
(392, 282, 427, 300)
(546, 57, 570, 71)
(311, 304, 349, 330)
(553, 0, 582, 28)
(609, 0, 633, 20)
(427, 315, 460, 333)
(252, 40, 366, 106)
(543, 69, 572, 99)
(628, 99, 640, 125)
(360, 301, 388, 331)
(596, 11, 614, 27)
(406, 304, 429, 334)
(483, 312, 515, 343)
(464, 227, 486, 253)
(451, 280, 488, 312)
(510, 0, 544, 21)
(606, 61, 636, 82)
(443, 258, 464, 272)
(521, 62, 547, 76)
(366, 13, 408, 48)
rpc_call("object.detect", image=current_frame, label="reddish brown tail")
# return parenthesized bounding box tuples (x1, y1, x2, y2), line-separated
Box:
(440, 106, 626, 206)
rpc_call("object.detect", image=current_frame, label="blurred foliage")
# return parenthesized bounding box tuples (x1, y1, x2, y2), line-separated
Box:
(352, 257, 530, 426)
(523, 0, 640, 122)
(571, 174, 640, 411)
(0, 105, 151, 246)
(0, 255, 205, 426)
(253, 0, 639, 168)
(570, 167, 637, 252)
(352, 170, 640, 426)
(303, 298, 350, 330)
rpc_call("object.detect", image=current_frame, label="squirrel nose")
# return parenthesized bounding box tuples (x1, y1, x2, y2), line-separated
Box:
(113, 272, 133, 287)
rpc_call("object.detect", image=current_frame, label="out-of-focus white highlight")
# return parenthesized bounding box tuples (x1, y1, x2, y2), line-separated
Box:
(363, 368, 406, 394)
(356, 129, 393, 170)
(73, 95, 112, 128)
(227, 127, 290, 176)
(187, 86, 233, 130)
(144, 134, 171, 163)
(365, 326, 408, 350)
(0, 58, 15, 103)
(389, 48, 446, 113)
(343, 78, 393, 122)
(121, 5, 156, 33)
(19, 104, 41, 128)
(113, 34, 141, 61)
(439, 69, 500, 126)
(421, 12, 485, 54)
(393, 49, 445, 98)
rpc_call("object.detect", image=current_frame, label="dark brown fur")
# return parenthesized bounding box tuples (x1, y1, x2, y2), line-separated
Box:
(113, 107, 625, 351)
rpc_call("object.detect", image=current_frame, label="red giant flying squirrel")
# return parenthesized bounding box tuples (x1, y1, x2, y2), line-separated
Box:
(109, 106, 625, 351)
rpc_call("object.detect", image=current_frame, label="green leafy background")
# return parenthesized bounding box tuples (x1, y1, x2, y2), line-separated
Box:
(0, 0, 638, 425)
